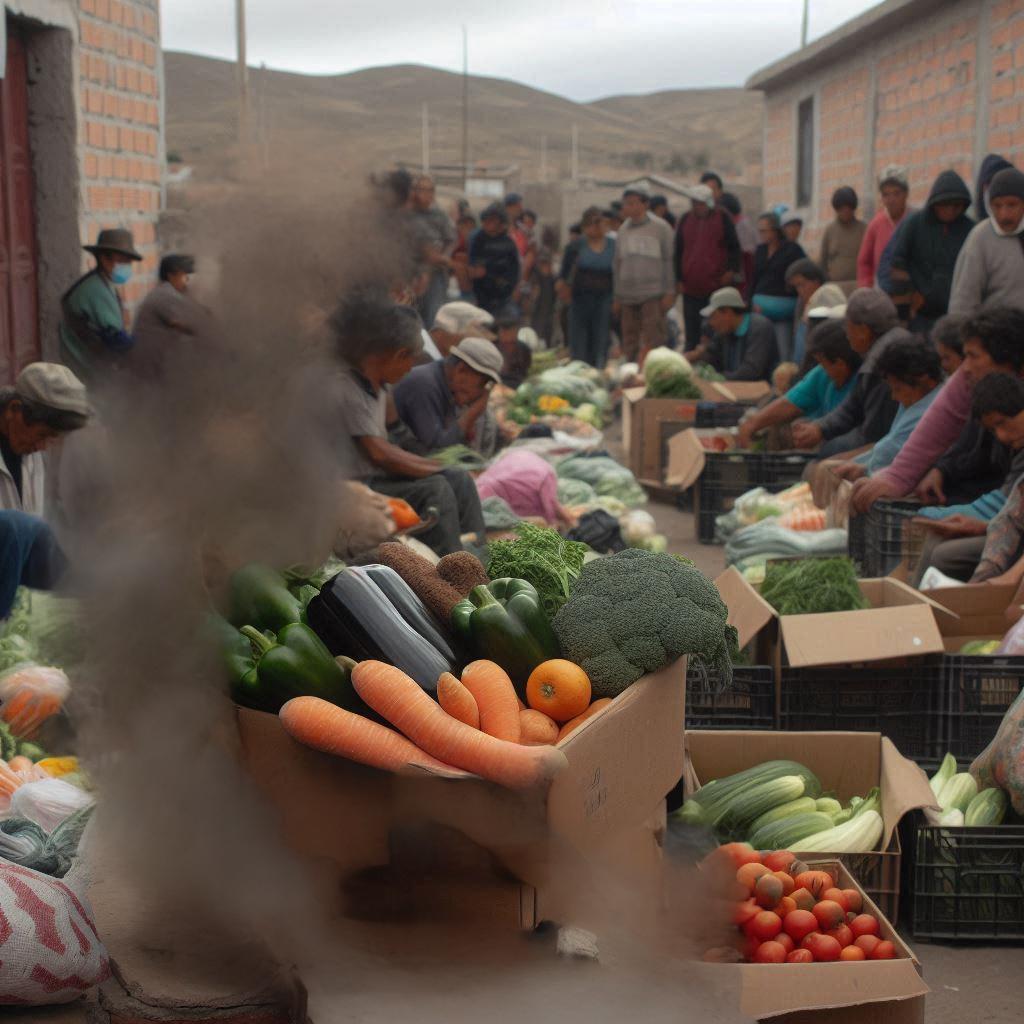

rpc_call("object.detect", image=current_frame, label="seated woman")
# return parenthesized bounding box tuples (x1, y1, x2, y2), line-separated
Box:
(831, 336, 943, 480)
(737, 319, 859, 448)
(474, 449, 575, 529)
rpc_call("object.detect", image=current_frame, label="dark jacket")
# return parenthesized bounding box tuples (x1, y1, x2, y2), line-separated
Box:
(469, 230, 520, 313)
(703, 312, 779, 382)
(974, 153, 1014, 220)
(937, 424, 1024, 504)
(815, 326, 911, 444)
(674, 208, 741, 297)
(751, 240, 806, 297)
(890, 171, 974, 319)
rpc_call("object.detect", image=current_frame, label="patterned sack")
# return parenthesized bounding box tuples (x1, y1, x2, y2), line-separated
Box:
(0, 860, 110, 1003)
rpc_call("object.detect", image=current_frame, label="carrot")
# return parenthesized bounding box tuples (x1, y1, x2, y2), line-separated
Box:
(280, 696, 456, 773)
(437, 672, 480, 729)
(519, 709, 559, 746)
(557, 698, 613, 743)
(6, 756, 32, 773)
(352, 661, 567, 789)
(459, 660, 521, 742)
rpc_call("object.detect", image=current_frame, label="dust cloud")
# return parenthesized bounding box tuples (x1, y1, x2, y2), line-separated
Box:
(59, 174, 740, 1021)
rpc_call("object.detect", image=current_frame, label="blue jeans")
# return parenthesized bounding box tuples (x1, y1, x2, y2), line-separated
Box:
(568, 292, 613, 369)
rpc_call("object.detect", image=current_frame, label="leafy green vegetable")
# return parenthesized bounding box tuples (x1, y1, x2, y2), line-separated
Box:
(1, 589, 84, 670)
(759, 557, 868, 616)
(432, 444, 489, 470)
(486, 523, 589, 618)
(693, 364, 725, 382)
(642, 347, 703, 399)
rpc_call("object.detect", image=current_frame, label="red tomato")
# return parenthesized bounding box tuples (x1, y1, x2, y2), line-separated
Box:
(753, 940, 787, 964)
(790, 887, 816, 912)
(772, 871, 796, 896)
(733, 898, 759, 926)
(750, 911, 783, 942)
(841, 889, 863, 914)
(826, 924, 854, 948)
(774, 932, 795, 955)
(793, 870, 834, 897)
(737, 862, 771, 894)
(741, 934, 762, 961)
(786, 949, 814, 964)
(850, 914, 880, 938)
(755, 873, 784, 909)
(812, 900, 846, 931)
(782, 909, 819, 942)
(773, 896, 797, 918)
(854, 935, 880, 956)
(717, 842, 762, 869)
(871, 940, 896, 960)
(802, 932, 842, 962)
(822, 888, 849, 911)
(763, 850, 797, 873)
(840, 945, 866, 961)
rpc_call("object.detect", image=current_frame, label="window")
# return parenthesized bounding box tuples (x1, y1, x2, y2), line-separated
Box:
(796, 96, 815, 209)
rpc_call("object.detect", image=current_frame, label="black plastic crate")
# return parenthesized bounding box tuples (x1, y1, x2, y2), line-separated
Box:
(847, 512, 868, 576)
(760, 452, 815, 489)
(913, 823, 1024, 941)
(944, 654, 1024, 762)
(695, 401, 747, 428)
(685, 665, 776, 730)
(778, 657, 947, 763)
(865, 499, 924, 577)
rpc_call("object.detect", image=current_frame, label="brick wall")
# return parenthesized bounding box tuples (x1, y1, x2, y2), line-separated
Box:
(77, 0, 163, 307)
(756, 0, 1024, 252)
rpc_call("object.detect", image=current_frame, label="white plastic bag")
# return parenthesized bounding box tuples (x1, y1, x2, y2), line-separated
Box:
(9, 778, 93, 831)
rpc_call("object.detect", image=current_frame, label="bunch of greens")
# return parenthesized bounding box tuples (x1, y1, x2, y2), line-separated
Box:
(432, 444, 489, 471)
(487, 523, 589, 618)
(693, 364, 726, 383)
(1, 589, 84, 671)
(759, 557, 868, 616)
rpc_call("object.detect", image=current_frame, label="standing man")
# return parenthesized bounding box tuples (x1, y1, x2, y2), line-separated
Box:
(60, 228, 141, 386)
(612, 188, 675, 362)
(650, 195, 676, 228)
(410, 175, 456, 328)
(819, 187, 867, 295)
(131, 254, 206, 377)
(858, 167, 912, 288)
(674, 183, 741, 352)
(468, 204, 521, 317)
(700, 172, 724, 206)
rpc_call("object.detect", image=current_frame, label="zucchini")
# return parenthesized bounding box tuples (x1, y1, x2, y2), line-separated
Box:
(938, 773, 978, 814)
(748, 796, 818, 835)
(790, 809, 884, 854)
(671, 801, 709, 828)
(964, 787, 1008, 827)
(711, 775, 807, 835)
(815, 797, 843, 819)
(691, 760, 821, 821)
(929, 753, 957, 798)
(747, 812, 835, 851)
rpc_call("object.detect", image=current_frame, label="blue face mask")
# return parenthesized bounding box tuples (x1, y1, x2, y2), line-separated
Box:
(111, 264, 133, 285)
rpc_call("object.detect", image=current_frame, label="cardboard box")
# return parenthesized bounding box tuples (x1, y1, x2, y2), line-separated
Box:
(714, 567, 952, 672)
(697, 860, 927, 1023)
(684, 729, 938, 922)
(623, 382, 770, 484)
(237, 659, 686, 924)
(922, 582, 1019, 652)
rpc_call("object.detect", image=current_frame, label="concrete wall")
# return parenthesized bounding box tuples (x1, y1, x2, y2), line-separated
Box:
(755, 0, 1021, 257)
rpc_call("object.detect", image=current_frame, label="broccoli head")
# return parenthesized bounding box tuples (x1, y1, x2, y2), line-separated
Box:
(552, 548, 738, 697)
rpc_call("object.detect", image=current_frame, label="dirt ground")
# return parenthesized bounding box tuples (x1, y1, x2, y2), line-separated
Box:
(645, 494, 1022, 1024)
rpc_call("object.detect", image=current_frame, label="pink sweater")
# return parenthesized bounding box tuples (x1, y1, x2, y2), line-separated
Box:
(872, 368, 972, 494)
(857, 208, 907, 288)
(475, 449, 562, 524)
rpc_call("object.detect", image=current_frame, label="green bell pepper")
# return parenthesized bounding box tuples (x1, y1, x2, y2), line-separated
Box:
(240, 623, 357, 712)
(451, 578, 561, 693)
(228, 564, 302, 633)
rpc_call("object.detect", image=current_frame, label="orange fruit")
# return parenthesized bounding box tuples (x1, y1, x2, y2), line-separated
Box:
(526, 660, 592, 723)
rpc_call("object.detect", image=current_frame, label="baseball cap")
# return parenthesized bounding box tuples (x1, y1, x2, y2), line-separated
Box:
(504, 193, 523, 207)
(15, 362, 90, 417)
(805, 284, 847, 321)
(434, 301, 494, 336)
(808, 303, 847, 321)
(450, 337, 503, 385)
(683, 184, 715, 206)
(701, 287, 747, 318)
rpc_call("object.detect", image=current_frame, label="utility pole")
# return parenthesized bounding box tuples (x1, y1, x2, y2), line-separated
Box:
(540, 134, 548, 184)
(421, 103, 430, 173)
(236, 0, 250, 155)
(461, 25, 469, 188)
(800, 0, 810, 46)
(571, 123, 579, 183)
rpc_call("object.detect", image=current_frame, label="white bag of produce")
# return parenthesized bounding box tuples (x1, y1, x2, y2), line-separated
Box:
(9, 778, 92, 832)
(0, 859, 109, 1003)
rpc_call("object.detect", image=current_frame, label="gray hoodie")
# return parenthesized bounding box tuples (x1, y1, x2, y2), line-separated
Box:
(949, 218, 1024, 315)
(613, 214, 674, 303)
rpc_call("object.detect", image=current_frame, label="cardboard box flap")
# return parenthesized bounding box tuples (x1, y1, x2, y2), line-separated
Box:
(664, 429, 706, 489)
(923, 582, 1017, 637)
(715, 567, 775, 650)
(707, 379, 771, 403)
(781, 604, 944, 667)
(880, 736, 940, 845)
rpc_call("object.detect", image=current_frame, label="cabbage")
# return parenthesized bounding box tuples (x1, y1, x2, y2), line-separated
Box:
(557, 478, 598, 506)
(619, 510, 658, 544)
(573, 403, 603, 429)
(642, 347, 702, 399)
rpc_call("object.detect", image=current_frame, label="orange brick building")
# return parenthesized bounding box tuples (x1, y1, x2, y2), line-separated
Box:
(0, 0, 163, 381)
(747, 0, 1023, 257)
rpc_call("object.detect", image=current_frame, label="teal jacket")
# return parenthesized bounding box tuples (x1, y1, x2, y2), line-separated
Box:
(59, 270, 133, 384)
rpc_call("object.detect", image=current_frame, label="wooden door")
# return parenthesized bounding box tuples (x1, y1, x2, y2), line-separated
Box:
(0, 28, 39, 384)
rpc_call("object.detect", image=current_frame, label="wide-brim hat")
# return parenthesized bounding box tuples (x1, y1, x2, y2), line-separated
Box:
(83, 228, 142, 261)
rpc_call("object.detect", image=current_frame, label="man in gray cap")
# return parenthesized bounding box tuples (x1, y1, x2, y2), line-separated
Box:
(60, 228, 142, 386)
(0, 363, 89, 514)
(690, 286, 779, 382)
(792, 288, 911, 457)
(950, 167, 1024, 315)
(393, 335, 503, 454)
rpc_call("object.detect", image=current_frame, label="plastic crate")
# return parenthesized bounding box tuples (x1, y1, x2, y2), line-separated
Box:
(847, 512, 868, 576)
(836, 833, 903, 925)
(912, 823, 1024, 941)
(695, 402, 747, 428)
(944, 654, 1024, 761)
(685, 665, 776, 730)
(778, 657, 947, 764)
(695, 450, 813, 545)
(865, 499, 924, 577)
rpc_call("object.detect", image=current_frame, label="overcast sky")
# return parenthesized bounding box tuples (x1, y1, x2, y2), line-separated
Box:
(161, 0, 879, 101)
